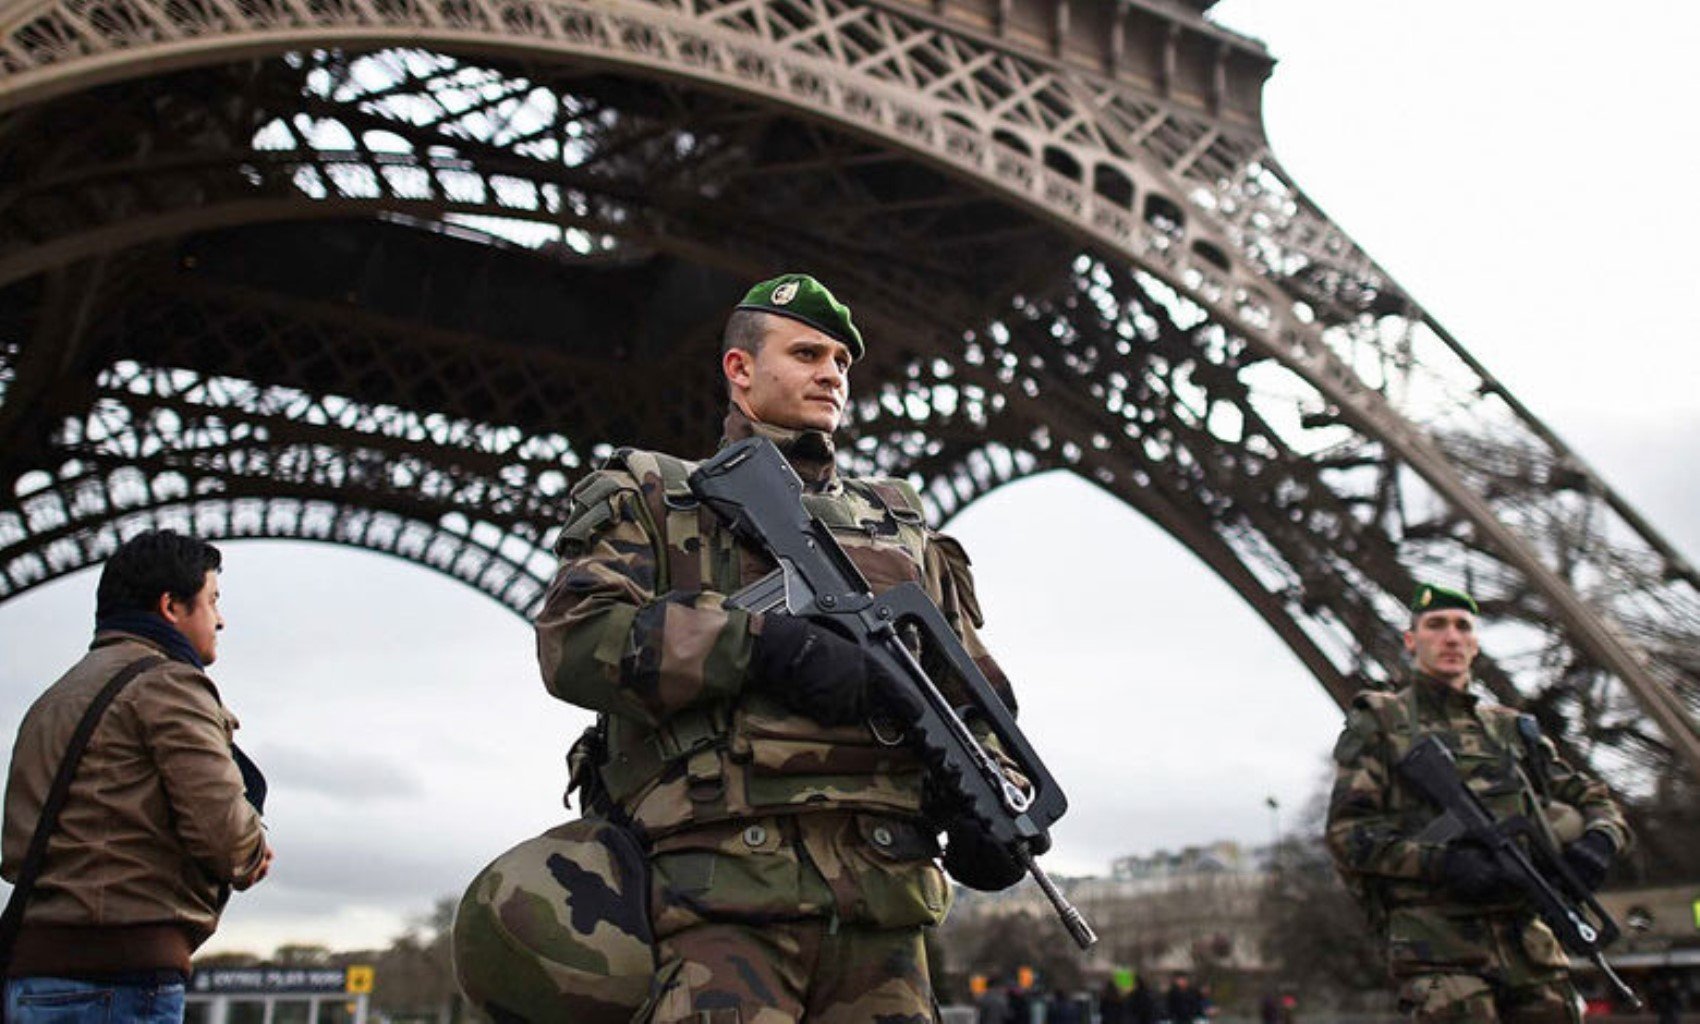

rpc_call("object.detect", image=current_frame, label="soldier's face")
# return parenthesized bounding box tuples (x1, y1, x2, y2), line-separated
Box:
(724, 317, 852, 433)
(1404, 609, 1478, 687)
(160, 569, 224, 666)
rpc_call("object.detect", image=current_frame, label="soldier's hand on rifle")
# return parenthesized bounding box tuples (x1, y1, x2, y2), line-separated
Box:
(1435, 841, 1509, 901)
(942, 819, 1027, 892)
(1562, 831, 1616, 892)
(752, 614, 883, 726)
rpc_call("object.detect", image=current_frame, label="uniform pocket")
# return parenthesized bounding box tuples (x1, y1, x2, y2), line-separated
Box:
(1395, 973, 1493, 1019)
(1451, 744, 1526, 820)
(729, 699, 926, 815)
(838, 814, 950, 928)
(1386, 907, 1492, 970)
(734, 699, 902, 775)
(827, 525, 924, 593)
(647, 818, 802, 937)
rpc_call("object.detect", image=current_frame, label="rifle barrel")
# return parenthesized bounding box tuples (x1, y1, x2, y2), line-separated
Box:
(1594, 953, 1642, 1010)
(1016, 847, 1097, 950)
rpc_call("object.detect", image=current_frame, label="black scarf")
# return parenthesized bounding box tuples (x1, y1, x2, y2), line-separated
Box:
(93, 611, 267, 814)
(96, 610, 205, 669)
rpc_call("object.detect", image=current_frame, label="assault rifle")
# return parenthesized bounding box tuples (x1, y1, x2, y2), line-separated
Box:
(688, 437, 1096, 949)
(1398, 735, 1639, 1008)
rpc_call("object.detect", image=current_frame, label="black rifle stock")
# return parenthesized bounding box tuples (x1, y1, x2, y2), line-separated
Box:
(688, 437, 1096, 949)
(1397, 735, 1638, 1008)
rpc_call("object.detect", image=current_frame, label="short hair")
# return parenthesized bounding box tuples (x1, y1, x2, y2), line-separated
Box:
(720, 308, 771, 360)
(96, 530, 222, 618)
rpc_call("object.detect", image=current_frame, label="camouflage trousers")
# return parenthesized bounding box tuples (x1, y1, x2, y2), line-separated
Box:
(1395, 972, 1582, 1022)
(1389, 907, 1580, 1023)
(634, 919, 935, 1024)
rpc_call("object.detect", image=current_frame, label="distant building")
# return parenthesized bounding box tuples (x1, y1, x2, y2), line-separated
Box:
(942, 841, 1277, 976)
(1110, 841, 1260, 883)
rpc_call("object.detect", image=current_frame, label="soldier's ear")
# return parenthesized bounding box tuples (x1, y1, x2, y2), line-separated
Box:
(723, 347, 755, 391)
(1401, 628, 1417, 654)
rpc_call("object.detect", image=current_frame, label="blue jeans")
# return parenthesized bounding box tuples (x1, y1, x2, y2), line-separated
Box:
(5, 976, 186, 1024)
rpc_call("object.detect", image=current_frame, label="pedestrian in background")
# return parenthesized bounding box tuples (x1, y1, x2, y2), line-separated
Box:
(1165, 972, 1206, 1024)
(2, 530, 271, 1023)
(977, 974, 1012, 1024)
(1129, 972, 1158, 1024)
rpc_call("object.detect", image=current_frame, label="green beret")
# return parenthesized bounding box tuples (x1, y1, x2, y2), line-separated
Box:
(1411, 582, 1478, 616)
(735, 273, 864, 360)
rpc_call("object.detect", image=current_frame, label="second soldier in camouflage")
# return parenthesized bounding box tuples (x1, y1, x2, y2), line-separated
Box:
(1325, 584, 1630, 1023)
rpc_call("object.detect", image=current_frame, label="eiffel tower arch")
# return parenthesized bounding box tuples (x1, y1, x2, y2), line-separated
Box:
(2, 0, 1696, 796)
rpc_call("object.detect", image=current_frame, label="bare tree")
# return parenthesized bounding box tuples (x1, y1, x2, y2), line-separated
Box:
(1259, 767, 1391, 1008)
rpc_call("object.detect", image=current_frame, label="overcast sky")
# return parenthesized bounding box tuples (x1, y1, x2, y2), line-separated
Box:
(1, 1, 1697, 955)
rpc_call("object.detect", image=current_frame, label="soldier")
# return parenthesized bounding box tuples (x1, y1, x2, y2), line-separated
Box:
(1325, 583, 1630, 1023)
(533, 274, 1026, 1022)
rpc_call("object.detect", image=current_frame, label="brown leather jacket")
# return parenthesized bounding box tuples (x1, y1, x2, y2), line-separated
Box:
(1, 632, 268, 975)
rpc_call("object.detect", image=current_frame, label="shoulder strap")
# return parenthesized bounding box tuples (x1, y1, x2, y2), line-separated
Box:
(0, 654, 166, 964)
(854, 477, 926, 523)
(1399, 683, 1425, 746)
(609, 448, 719, 594)
(1512, 714, 1553, 801)
(837, 476, 930, 568)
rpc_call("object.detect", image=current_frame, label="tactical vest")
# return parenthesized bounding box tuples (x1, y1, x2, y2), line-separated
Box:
(582, 447, 937, 841)
(1354, 684, 1560, 909)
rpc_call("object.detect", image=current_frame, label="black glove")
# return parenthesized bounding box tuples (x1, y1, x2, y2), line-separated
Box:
(942, 820, 1027, 892)
(1436, 842, 1510, 902)
(1026, 827, 1052, 857)
(1562, 830, 1616, 892)
(751, 615, 871, 727)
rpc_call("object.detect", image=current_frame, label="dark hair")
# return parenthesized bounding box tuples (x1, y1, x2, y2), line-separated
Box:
(720, 308, 771, 360)
(96, 530, 222, 618)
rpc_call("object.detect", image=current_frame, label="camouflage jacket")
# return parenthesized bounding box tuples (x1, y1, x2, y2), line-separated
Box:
(534, 407, 1013, 930)
(1325, 674, 1630, 972)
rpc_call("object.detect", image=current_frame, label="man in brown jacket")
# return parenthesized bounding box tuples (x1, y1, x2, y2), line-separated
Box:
(2, 530, 272, 1023)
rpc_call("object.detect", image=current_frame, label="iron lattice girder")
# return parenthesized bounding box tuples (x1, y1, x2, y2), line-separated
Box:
(0, 0, 1694, 784)
(0, 54, 1064, 301)
(0, 227, 1611, 777)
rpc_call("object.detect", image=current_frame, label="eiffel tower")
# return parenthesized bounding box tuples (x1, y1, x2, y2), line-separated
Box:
(2, 0, 1696, 811)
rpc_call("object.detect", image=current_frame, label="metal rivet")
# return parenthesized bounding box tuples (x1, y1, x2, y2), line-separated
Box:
(743, 825, 767, 847)
(872, 826, 894, 847)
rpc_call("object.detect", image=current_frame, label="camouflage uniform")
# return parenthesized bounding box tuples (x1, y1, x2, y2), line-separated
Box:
(1326, 675, 1630, 1022)
(534, 407, 1013, 1023)
(453, 819, 655, 1024)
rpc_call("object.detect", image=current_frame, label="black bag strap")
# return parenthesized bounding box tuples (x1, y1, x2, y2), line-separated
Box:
(0, 654, 166, 967)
